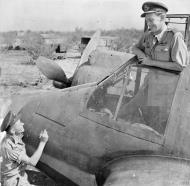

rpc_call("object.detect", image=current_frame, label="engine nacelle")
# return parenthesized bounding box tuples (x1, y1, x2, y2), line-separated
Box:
(97, 155, 190, 186)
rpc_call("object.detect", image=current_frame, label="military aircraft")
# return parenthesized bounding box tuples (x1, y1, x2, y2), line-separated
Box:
(36, 30, 134, 88)
(2, 14, 190, 186)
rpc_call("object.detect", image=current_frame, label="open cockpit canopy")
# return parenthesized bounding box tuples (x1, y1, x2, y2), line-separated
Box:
(88, 63, 179, 135)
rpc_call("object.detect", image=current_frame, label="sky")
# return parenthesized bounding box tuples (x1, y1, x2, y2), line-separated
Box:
(0, 0, 189, 31)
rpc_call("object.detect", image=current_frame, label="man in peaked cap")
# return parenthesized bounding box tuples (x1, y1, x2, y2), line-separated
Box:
(132, 1, 189, 71)
(141, 1, 168, 17)
(0, 111, 51, 186)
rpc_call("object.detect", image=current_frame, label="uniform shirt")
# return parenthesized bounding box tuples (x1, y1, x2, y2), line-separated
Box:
(1, 134, 27, 179)
(154, 24, 168, 42)
(136, 26, 189, 67)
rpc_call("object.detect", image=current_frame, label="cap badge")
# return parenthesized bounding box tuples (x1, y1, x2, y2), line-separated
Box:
(144, 5, 150, 11)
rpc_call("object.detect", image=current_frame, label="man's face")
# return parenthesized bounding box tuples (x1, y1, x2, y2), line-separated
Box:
(11, 119, 25, 136)
(145, 13, 163, 33)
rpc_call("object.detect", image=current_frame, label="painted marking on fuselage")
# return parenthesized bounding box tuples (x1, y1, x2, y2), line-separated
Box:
(35, 112, 66, 127)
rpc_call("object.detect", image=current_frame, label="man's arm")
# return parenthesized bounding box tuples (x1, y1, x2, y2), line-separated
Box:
(171, 32, 189, 67)
(133, 32, 188, 72)
(132, 45, 146, 59)
(132, 31, 189, 72)
(142, 58, 183, 71)
(132, 44, 183, 71)
(20, 129, 48, 166)
(132, 33, 147, 60)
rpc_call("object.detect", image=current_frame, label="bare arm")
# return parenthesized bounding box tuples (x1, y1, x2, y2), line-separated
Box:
(20, 129, 48, 166)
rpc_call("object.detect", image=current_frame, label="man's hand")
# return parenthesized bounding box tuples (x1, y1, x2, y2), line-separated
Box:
(20, 129, 49, 166)
(131, 45, 152, 65)
(39, 129, 49, 143)
(138, 55, 151, 65)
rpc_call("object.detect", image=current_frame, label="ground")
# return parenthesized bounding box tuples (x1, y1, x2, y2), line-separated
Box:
(0, 50, 79, 115)
(0, 50, 80, 185)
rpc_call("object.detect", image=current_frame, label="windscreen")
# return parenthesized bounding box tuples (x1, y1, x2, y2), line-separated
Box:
(87, 66, 179, 135)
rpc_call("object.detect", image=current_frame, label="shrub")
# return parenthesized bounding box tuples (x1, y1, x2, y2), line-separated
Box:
(21, 31, 44, 59)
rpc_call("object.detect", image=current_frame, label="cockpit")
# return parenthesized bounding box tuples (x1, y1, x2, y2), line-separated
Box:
(87, 64, 179, 135)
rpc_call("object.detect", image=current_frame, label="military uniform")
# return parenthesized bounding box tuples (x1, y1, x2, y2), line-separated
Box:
(0, 112, 55, 186)
(136, 26, 189, 67)
(119, 2, 189, 134)
(1, 135, 31, 186)
(136, 1, 189, 68)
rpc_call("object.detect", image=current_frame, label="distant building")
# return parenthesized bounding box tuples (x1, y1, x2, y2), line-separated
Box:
(17, 31, 25, 37)
(40, 33, 67, 52)
(80, 35, 118, 54)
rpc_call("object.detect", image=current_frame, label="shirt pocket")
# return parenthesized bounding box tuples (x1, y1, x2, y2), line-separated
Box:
(154, 44, 170, 62)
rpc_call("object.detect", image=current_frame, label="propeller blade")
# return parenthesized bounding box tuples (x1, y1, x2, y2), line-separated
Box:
(79, 30, 101, 66)
(36, 56, 68, 83)
(73, 30, 101, 78)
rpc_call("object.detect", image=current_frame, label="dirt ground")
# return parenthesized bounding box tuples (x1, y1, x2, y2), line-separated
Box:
(0, 50, 80, 185)
(0, 50, 79, 113)
(0, 51, 79, 96)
